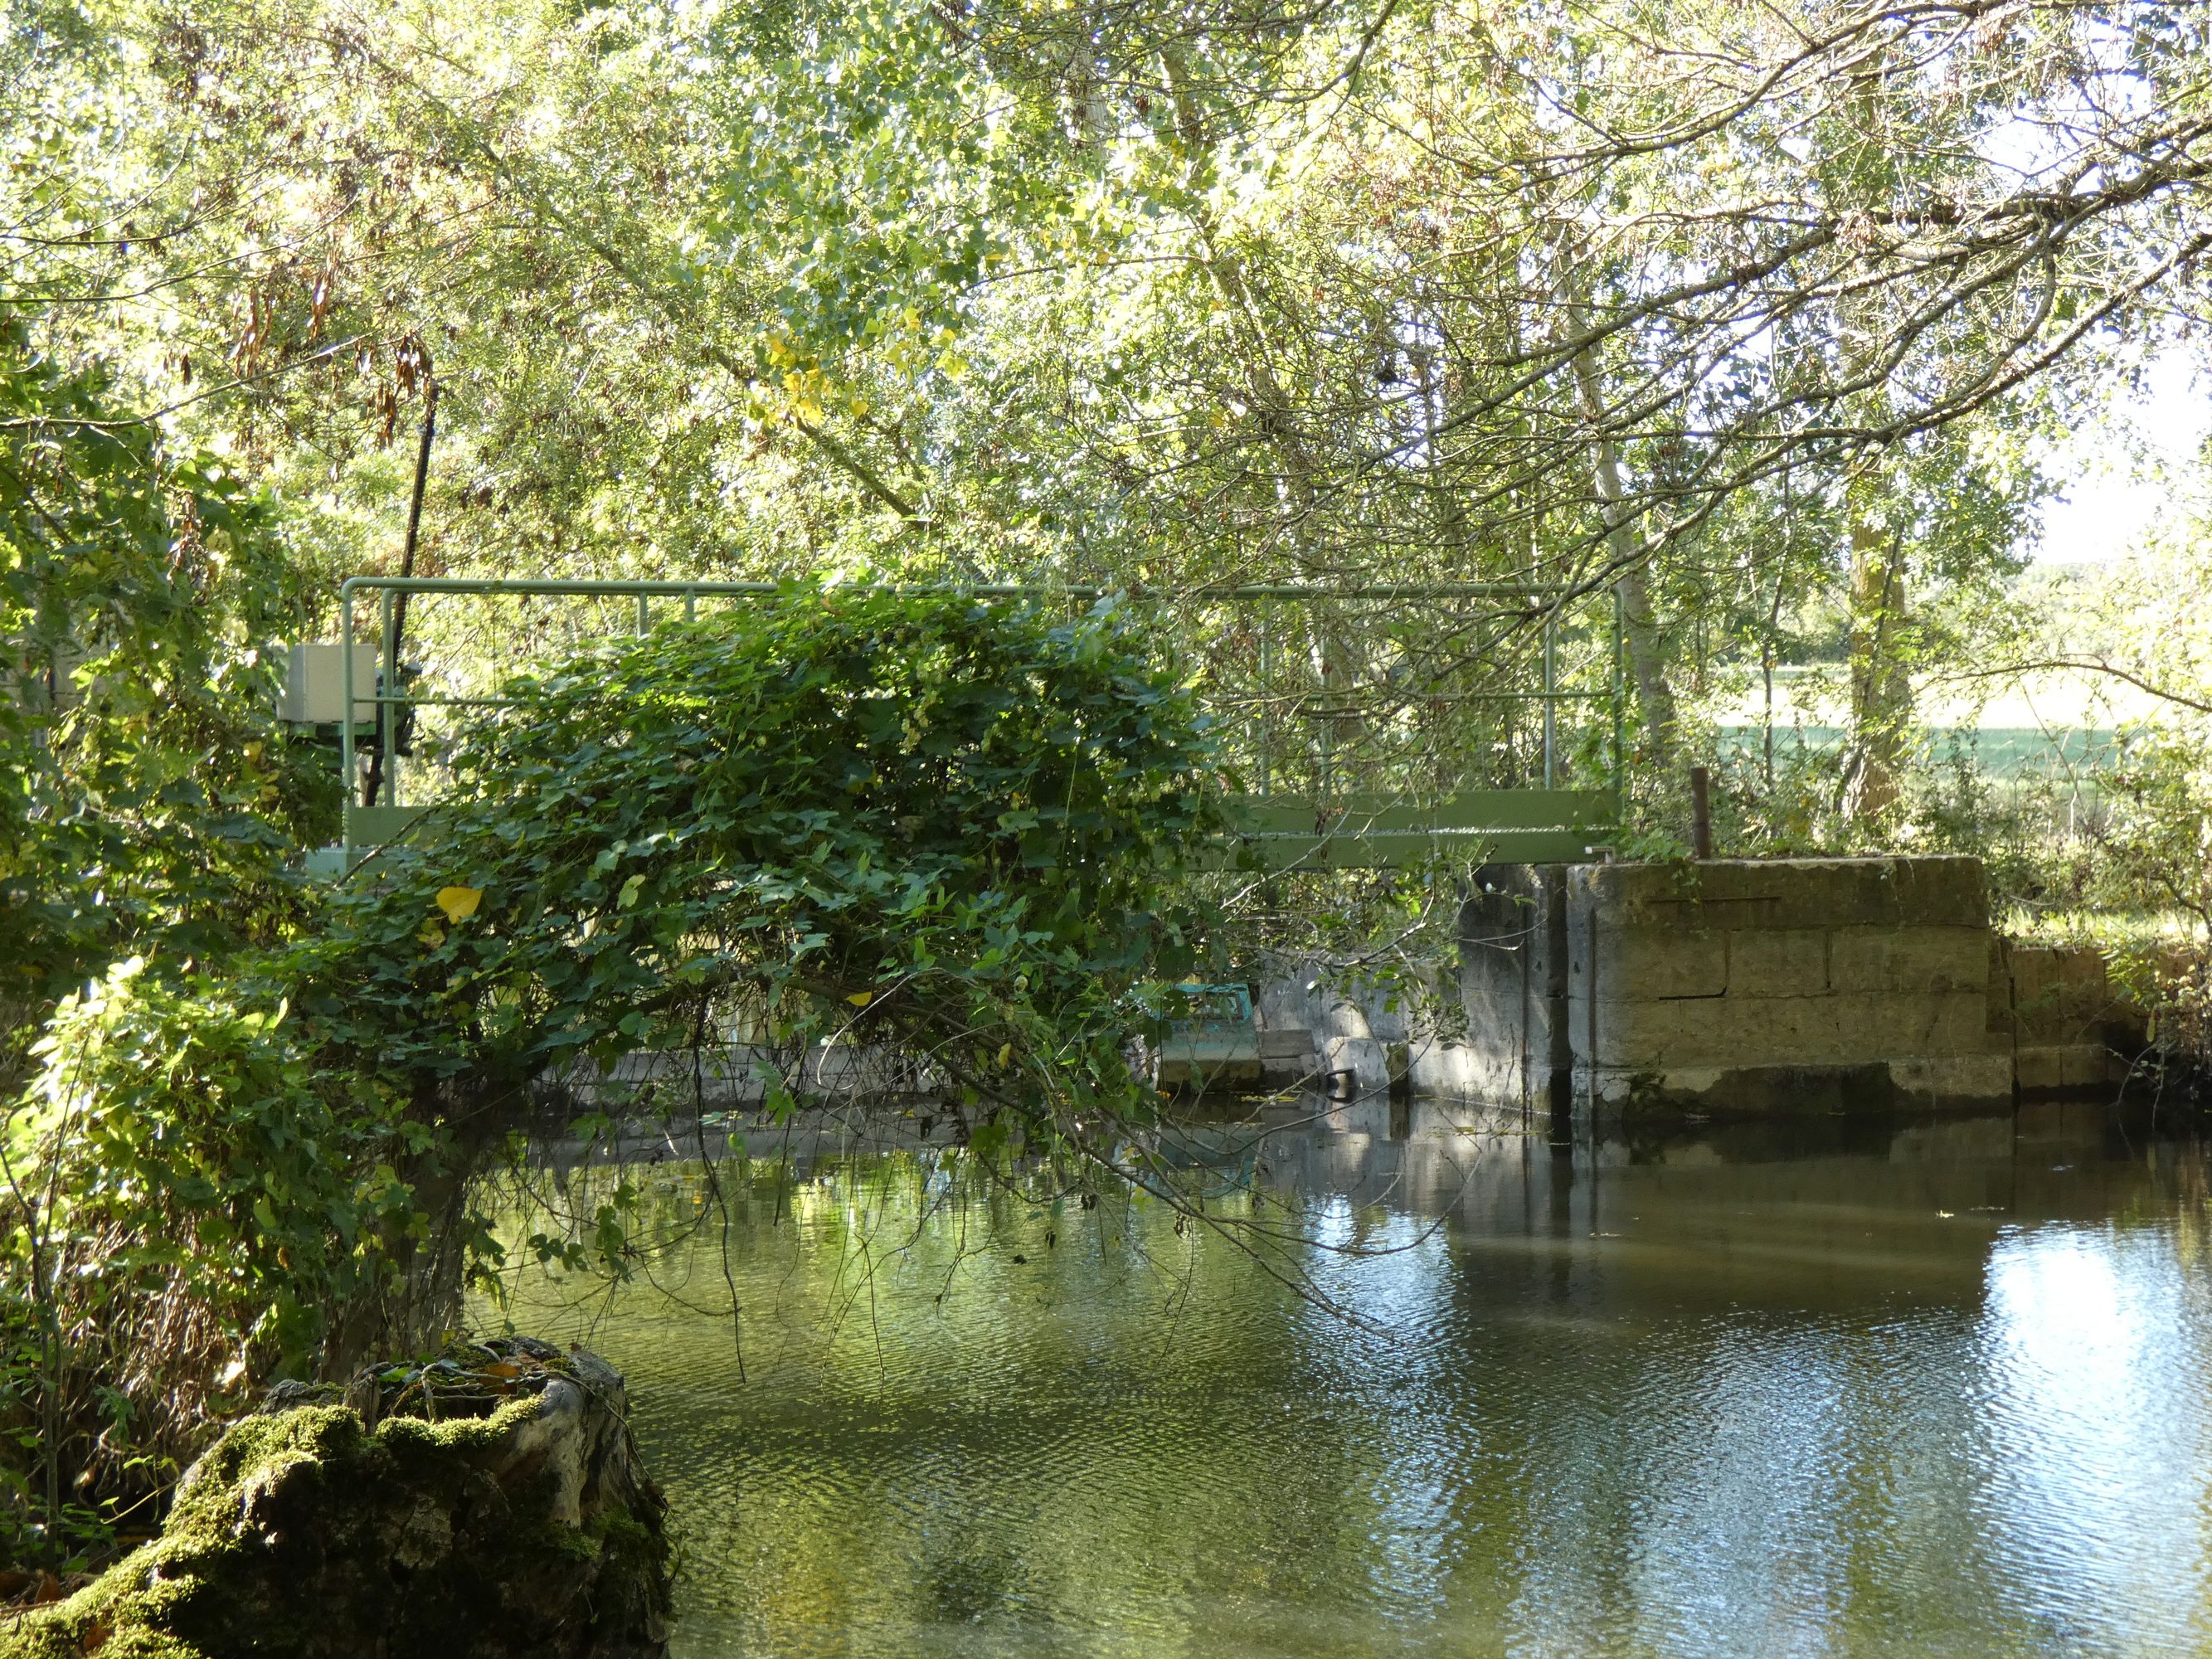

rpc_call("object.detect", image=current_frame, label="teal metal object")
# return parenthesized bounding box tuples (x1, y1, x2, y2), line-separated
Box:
(348, 804, 429, 847)
(334, 576, 1625, 871)
(1156, 984, 1261, 1087)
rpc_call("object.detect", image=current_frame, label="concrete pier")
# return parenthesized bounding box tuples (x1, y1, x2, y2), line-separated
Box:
(1269, 856, 2143, 1125)
(1560, 858, 2011, 1116)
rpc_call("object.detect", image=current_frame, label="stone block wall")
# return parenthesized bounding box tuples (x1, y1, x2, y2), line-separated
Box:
(1235, 859, 2147, 1118)
(1563, 857, 2015, 1117)
(1994, 940, 2140, 1096)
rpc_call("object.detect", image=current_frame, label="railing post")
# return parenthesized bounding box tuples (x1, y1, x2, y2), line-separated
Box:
(341, 591, 356, 868)
(379, 587, 397, 807)
(637, 594, 650, 633)
(1257, 613, 1272, 798)
(1542, 607, 1558, 791)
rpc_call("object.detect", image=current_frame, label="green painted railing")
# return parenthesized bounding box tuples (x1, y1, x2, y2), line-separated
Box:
(334, 577, 1624, 870)
(1218, 789, 1616, 869)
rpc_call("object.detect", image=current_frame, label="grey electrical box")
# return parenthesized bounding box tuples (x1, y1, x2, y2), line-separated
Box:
(279, 643, 379, 726)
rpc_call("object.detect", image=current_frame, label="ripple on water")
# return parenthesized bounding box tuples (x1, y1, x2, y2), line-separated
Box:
(489, 1121, 2212, 1658)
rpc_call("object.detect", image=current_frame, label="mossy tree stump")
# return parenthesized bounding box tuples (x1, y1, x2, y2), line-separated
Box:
(2, 1340, 668, 1659)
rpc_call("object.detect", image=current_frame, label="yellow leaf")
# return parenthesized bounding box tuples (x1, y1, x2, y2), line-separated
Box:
(435, 885, 483, 922)
(418, 923, 445, 948)
(846, 990, 873, 1007)
(996, 1043, 1013, 1067)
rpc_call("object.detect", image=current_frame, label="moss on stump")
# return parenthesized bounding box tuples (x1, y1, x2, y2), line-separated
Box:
(2, 1340, 668, 1659)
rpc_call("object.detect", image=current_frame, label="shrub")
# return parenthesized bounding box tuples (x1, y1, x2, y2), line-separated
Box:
(2, 585, 1220, 1560)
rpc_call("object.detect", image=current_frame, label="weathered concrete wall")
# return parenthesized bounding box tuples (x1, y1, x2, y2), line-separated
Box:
(581, 860, 2143, 1121)
(1994, 940, 2141, 1097)
(1563, 858, 2016, 1119)
(1252, 870, 1578, 1108)
(1255, 858, 2022, 1119)
(1255, 965, 1403, 1099)
(1451, 868, 1536, 1107)
(1447, 866, 1570, 1123)
(1256, 955, 1521, 1102)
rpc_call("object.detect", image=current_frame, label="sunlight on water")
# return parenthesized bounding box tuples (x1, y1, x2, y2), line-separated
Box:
(485, 1103, 2212, 1657)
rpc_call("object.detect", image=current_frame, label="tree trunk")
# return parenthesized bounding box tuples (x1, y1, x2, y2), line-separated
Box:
(1612, 557, 1676, 765)
(1844, 509, 1910, 826)
(1835, 54, 1913, 831)
(1569, 329, 1678, 764)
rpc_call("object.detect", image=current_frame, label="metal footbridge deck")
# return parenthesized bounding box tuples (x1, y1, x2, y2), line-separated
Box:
(309, 577, 1624, 873)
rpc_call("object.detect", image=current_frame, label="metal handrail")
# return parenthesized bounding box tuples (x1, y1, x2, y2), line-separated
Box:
(338, 575, 1626, 867)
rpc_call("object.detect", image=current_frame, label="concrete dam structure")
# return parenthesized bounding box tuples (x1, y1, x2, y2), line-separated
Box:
(1262, 856, 2139, 1125)
(574, 855, 2137, 1126)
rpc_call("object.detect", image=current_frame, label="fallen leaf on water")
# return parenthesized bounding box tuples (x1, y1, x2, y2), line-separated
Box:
(435, 885, 483, 923)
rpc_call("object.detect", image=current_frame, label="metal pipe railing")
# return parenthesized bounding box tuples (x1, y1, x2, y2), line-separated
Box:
(338, 575, 1624, 867)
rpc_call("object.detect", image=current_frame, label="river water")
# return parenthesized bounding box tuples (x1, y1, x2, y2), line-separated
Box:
(497, 1099, 2212, 1657)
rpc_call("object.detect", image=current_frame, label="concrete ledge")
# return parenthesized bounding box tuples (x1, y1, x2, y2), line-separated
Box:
(1570, 856, 1991, 933)
(1582, 1061, 1899, 1117)
(1578, 1051, 2015, 1120)
(1889, 1052, 2018, 1108)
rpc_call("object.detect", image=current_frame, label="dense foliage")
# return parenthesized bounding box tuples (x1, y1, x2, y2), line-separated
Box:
(5, 0, 2212, 1579)
(303, 586, 1222, 1114)
(2, 590, 1218, 1563)
(0, 319, 333, 1038)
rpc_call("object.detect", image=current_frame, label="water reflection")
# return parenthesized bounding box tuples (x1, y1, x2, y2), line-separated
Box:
(490, 1102, 2212, 1657)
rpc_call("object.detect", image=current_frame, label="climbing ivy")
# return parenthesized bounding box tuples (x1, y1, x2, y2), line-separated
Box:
(0, 314, 334, 1026)
(4, 586, 1222, 1559)
(301, 585, 1223, 1114)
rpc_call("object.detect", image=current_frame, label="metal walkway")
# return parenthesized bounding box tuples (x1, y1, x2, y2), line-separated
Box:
(315, 576, 1624, 871)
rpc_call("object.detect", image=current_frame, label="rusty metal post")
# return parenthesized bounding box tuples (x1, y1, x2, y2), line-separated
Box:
(362, 378, 438, 808)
